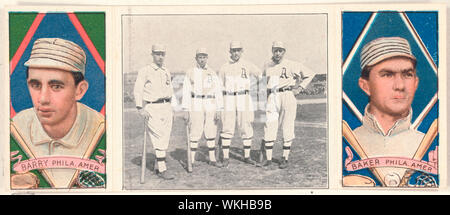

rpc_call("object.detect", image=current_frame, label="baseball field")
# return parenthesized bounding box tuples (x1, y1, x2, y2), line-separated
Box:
(122, 101, 328, 190)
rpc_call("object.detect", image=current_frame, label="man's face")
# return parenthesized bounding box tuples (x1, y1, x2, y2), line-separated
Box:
(196, 54, 208, 68)
(359, 57, 419, 118)
(27, 68, 88, 127)
(152, 51, 165, 67)
(230, 48, 243, 62)
(272, 48, 285, 63)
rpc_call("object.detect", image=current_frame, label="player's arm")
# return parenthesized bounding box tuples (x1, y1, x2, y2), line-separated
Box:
(218, 65, 227, 87)
(258, 63, 269, 110)
(248, 62, 263, 109)
(250, 62, 263, 80)
(249, 62, 263, 89)
(169, 73, 179, 109)
(296, 62, 315, 90)
(133, 67, 147, 109)
(214, 73, 225, 111)
(181, 70, 192, 112)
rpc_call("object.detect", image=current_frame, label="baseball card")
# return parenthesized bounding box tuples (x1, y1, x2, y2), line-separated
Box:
(341, 8, 445, 188)
(7, 10, 107, 190)
(0, 2, 448, 196)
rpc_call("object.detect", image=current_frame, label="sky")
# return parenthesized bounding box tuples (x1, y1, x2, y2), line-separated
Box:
(122, 14, 328, 74)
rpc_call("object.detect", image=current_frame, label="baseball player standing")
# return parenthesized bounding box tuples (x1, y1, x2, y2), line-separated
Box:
(134, 44, 176, 180)
(182, 48, 224, 168)
(218, 41, 262, 167)
(261, 41, 315, 169)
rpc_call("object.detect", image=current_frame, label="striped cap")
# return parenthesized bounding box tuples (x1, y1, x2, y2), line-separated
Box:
(24, 38, 86, 75)
(360, 37, 416, 70)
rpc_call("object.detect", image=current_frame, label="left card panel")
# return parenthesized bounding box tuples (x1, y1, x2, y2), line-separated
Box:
(9, 12, 106, 190)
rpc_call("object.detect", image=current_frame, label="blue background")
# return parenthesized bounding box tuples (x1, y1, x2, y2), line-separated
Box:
(10, 13, 105, 113)
(342, 11, 439, 185)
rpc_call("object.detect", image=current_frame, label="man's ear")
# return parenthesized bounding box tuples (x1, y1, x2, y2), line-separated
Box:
(414, 75, 419, 91)
(358, 77, 371, 96)
(75, 80, 89, 101)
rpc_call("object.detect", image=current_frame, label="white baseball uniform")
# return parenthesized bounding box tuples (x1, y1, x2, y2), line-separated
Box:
(134, 62, 175, 172)
(182, 64, 223, 163)
(263, 58, 315, 161)
(218, 58, 262, 160)
(353, 105, 424, 186)
(182, 64, 223, 140)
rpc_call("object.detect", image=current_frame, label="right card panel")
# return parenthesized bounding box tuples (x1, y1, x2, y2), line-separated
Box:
(341, 11, 439, 188)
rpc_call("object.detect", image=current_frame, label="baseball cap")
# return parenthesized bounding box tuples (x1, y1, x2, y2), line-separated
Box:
(230, 41, 243, 50)
(196, 47, 208, 56)
(360, 37, 416, 70)
(272, 41, 285, 50)
(24, 38, 86, 75)
(152, 44, 166, 53)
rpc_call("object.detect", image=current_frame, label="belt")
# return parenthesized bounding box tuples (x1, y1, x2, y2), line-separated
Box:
(191, 92, 215, 99)
(267, 86, 293, 94)
(144, 97, 171, 104)
(223, 90, 249, 96)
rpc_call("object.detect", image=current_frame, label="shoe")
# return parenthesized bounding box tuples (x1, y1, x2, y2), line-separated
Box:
(191, 162, 199, 168)
(262, 160, 272, 167)
(261, 160, 277, 170)
(187, 162, 197, 173)
(244, 157, 257, 165)
(279, 158, 288, 169)
(209, 161, 223, 168)
(156, 170, 174, 180)
(222, 159, 230, 168)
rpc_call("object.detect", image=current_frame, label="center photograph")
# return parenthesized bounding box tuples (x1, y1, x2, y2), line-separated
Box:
(121, 12, 329, 190)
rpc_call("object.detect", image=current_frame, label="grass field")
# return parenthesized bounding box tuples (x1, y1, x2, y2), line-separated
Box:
(122, 102, 328, 190)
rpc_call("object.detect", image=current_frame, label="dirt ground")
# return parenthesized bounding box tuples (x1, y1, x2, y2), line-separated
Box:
(122, 103, 327, 190)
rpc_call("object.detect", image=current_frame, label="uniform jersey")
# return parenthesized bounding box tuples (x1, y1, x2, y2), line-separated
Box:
(219, 59, 262, 93)
(181, 65, 223, 112)
(353, 105, 425, 186)
(133, 63, 174, 107)
(11, 102, 105, 188)
(264, 58, 315, 90)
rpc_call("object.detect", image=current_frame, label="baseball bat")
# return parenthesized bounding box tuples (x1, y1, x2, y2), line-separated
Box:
(186, 123, 193, 173)
(10, 122, 55, 188)
(398, 119, 438, 187)
(342, 120, 386, 186)
(69, 121, 106, 187)
(140, 120, 147, 184)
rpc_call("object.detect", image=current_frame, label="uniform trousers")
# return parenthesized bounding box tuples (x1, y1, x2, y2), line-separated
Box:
(188, 98, 219, 162)
(143, 102, 173, 172)
(220, 94, 255, 159)
(263, 91, 297, 160)
(221, 94, 254, 140)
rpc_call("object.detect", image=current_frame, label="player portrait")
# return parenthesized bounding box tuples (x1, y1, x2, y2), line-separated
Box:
(9, 12, 106, 189)
(342, 11, 439, 187)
